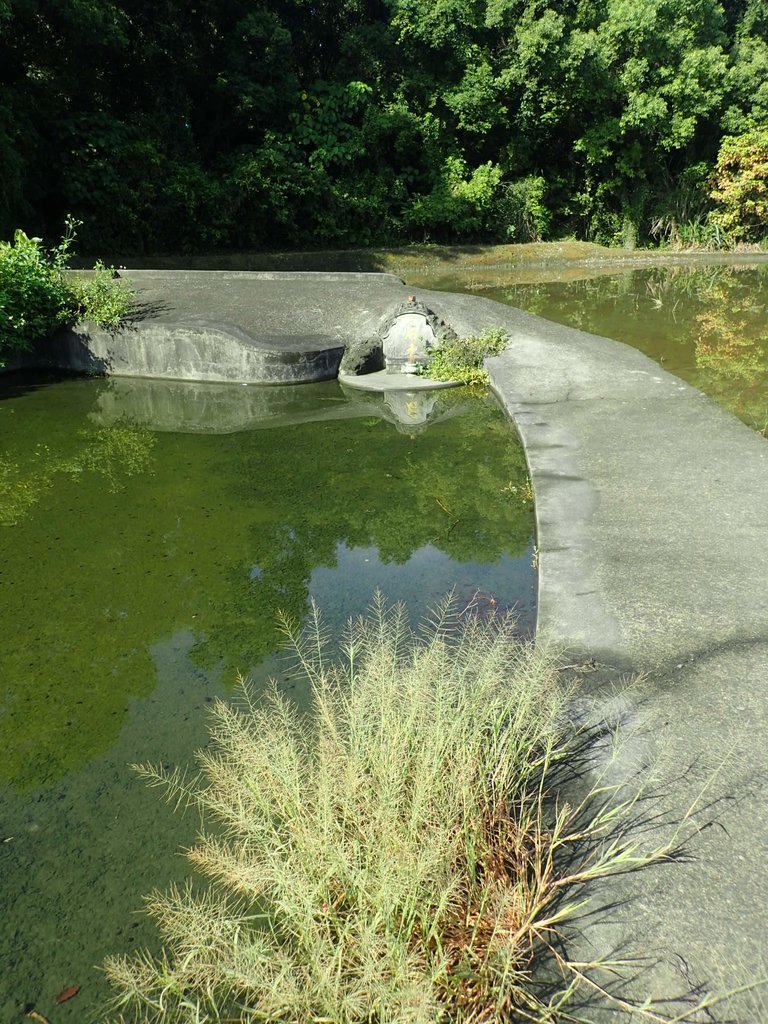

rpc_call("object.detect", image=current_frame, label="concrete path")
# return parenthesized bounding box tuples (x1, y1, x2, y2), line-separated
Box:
(421, 288, 768, 1021)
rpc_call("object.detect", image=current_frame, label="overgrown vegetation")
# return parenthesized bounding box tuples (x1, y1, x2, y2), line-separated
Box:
(424, 327, 509, 385)
(0, 228, 75, 358)
(0, 219, 135, 363)
(104, 597, 704, 1024)
(72, 259, 136, 329)
(1, 1, 768, 251)
(710, 127, 768, 243)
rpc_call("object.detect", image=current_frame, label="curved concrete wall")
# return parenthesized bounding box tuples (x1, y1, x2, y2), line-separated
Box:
(20, 270, 412, 384)
(48, 320, 346, 384)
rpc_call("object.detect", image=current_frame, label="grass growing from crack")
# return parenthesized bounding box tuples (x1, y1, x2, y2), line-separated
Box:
(421, 327, 508, 385)
(104, 596, 714, 1024)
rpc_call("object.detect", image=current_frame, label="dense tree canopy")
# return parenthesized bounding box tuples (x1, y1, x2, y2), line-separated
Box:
(0, 0, 766, 251)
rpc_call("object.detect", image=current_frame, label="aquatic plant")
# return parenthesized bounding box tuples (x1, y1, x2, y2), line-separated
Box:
(102, 595, 718, 1024)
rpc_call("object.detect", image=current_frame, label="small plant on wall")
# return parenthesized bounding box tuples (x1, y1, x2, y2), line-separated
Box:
(422, 326, 508, 385)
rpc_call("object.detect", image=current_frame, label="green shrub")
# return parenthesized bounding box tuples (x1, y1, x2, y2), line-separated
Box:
(710, 128, 768, 243)
(0, 227, 77, 359)
(71, 260, 136, 329)
(497, 175, 550, 242)
(0, 219, 135, 365)
(404, 157, 503, 241)
(103, 597, 691, 1024)
(424, 326, 508, 385)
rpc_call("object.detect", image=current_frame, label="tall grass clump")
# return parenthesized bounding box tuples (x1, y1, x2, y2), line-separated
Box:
(104, 596, 692, 1024)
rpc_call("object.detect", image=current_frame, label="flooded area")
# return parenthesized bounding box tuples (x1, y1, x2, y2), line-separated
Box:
(0, 373, 535, 1021)
(4, 246, 766, 1021)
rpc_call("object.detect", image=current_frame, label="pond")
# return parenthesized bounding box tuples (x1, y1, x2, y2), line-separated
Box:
(411, 259, 768, 436)
(0, 371, 535, 1022)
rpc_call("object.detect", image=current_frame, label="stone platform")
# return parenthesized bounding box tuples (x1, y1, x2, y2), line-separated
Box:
(44, 270, 412, 383)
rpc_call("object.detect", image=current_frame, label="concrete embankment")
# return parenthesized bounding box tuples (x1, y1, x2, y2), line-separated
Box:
(428, 287, 768, 1021)
(39, 270, 411, 383)
(499, 368, 767, 1015)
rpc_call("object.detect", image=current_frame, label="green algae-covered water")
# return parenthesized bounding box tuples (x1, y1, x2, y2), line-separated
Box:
(0, 372, 535, 1022)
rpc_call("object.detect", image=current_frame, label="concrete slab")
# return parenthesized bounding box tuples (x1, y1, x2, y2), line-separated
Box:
(42, 270, 412, 384)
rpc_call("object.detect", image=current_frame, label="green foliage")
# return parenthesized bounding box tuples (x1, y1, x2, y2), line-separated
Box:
(497, 175, 550, 242)
(709, 127, 768, 242)
(0, 219, 135, 362)
(405, 157, 504, 241)
(103, 598, 684, 1024)
(0, 225, 77, 359)
(72, 261, 136, 329)
(2, 0, 768, 249)
(425, 326, 509, 385)
(290, 80, 372, 169)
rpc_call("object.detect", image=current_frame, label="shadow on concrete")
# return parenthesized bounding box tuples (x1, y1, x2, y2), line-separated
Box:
(70, 245, 490, 274)
(123, 298, 173, 325)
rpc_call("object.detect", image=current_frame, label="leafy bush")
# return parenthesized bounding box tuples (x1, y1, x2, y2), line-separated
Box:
(404, 157, 503, 241)
(497, 175, 550, 242)
(424, 326, 508, 385)
(0, 227, 77, 359)
(71, 260, 136, 329)
(103, 597, 689, 1024)
(710, 128, 768, 243)
(0, 220, 135, 364)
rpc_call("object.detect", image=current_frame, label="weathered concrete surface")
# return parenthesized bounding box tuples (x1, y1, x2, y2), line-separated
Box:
(42, 271, 411, 383)
(51, 320, 346, 384)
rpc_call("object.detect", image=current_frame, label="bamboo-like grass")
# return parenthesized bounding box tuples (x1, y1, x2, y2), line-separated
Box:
(103, 595, 708, 1024)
